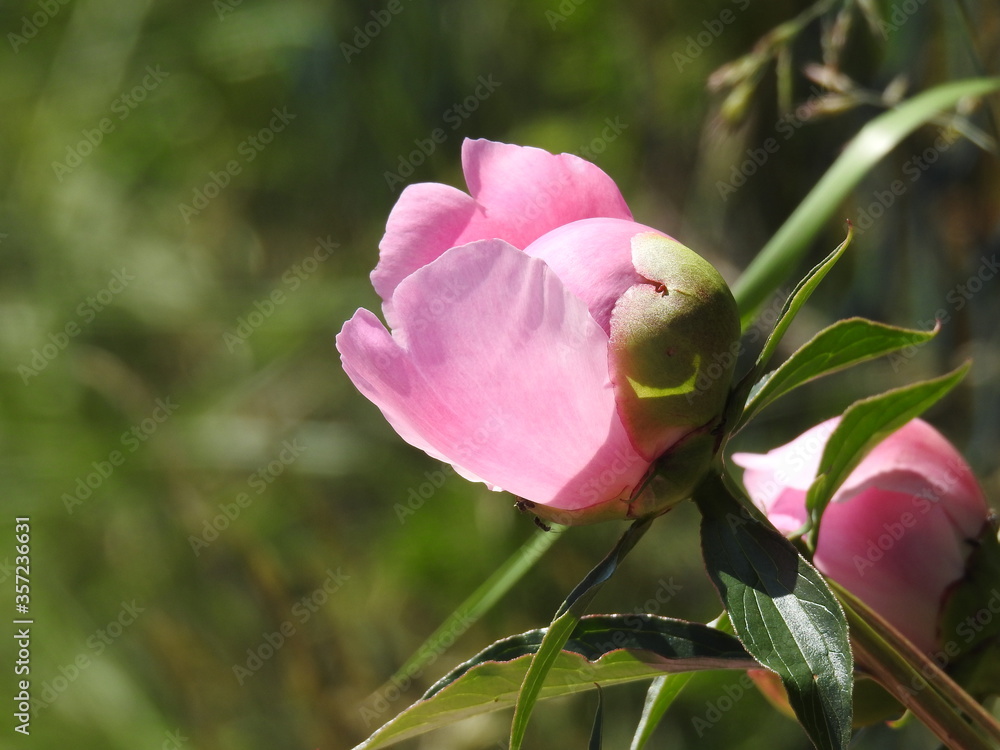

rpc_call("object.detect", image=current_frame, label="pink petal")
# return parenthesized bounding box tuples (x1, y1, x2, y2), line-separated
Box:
(814, 486, 972, 653)
(372, 139, 632, 322)
(833, 419, 987, 537)
(731, 419, 839, 531)
(371, 182, 481, 327)
(337, 239, 648, 511)
(524, 217, 662, 334)
(461, 139, 633, 247)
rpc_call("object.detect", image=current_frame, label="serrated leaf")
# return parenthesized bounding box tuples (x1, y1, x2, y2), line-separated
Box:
(353, 614, 756, 750)
(804, 361, 971, 540)
(733, 77, 1000, 328)
(696, 479, 853, 750)
(737, 317, 939, 430)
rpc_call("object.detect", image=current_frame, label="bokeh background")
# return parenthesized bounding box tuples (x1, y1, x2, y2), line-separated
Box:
(1, 0, 999, 748)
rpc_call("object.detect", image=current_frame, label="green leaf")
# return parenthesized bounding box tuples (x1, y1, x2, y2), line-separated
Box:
(510, 517, 652, 750)
(804, 361, 971, 541)
(696, 477, 853, 750)
(589, 685, 604, 750)
(629, 672, 694, 750)
(509, 607, 580, 749)
(353, 614, 756, 750)
(753, 229, 852, 378)
(726, 232, 851, 433)
(733, 77, 1000, 328)
(737, 317, 939, 431)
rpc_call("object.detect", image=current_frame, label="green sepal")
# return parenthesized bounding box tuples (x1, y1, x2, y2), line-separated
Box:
(939, 519, 1000, 700)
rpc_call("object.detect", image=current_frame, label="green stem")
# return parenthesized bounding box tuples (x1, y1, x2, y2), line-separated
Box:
(385, 525, 563, 689)
(831, 581, 1000, 749)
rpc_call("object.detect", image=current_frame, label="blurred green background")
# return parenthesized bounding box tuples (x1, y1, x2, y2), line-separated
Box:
(1, 0, 998, 748)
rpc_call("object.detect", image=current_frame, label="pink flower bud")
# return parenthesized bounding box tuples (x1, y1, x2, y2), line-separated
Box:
(733, 418, 989, 653)
(338, 139, 738, 524)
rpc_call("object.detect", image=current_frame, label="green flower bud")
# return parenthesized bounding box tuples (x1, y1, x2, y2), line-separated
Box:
(609, 233, 740, 463)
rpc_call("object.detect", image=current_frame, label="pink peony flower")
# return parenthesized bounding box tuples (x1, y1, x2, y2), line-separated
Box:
(732, 417, 989, 653)
(338, 139, 739, 524)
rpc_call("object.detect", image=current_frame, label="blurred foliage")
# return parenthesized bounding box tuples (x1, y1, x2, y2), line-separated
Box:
(0, 0, 998, 748)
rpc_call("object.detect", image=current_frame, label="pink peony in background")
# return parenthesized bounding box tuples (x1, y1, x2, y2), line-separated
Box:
(733, 417, 989, 653)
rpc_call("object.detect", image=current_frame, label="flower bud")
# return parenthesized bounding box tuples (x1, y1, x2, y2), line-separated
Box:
(733, 417, 990, 654)
(609, 233, 740, 462)
(338, 139, 740, 524)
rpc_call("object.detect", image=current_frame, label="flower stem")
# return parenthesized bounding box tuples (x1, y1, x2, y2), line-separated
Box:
(831, 580, 1000, 749)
